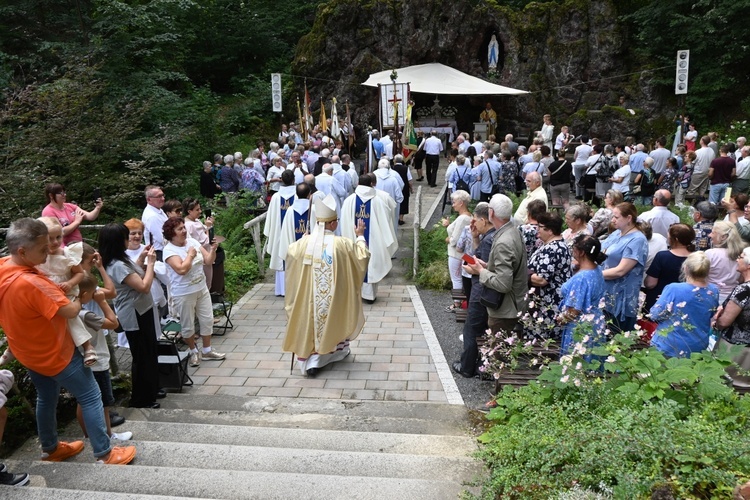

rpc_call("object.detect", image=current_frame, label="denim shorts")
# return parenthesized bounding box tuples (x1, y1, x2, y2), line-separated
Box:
(92, 369, 115, 407)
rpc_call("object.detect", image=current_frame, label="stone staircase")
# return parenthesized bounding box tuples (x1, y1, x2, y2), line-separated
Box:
(2, 394, 485, 499)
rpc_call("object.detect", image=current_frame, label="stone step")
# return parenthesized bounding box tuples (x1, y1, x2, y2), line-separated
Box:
(1, 485, 197, 500)
(117, 395, 471, 436)
(13, 438, 481, 482)
(3, 461, 469, 499)
(15, 420, 476, 459)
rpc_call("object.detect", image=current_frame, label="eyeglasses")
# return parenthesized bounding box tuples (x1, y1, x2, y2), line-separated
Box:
(149, 194, 165, 199)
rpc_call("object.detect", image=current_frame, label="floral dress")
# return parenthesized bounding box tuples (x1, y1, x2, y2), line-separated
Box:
(500, 160, 519, 194)
(518, 223, 542, 259)
(558, 267, 606, 356)
(658, 167, 678, 192)
(526, 239, 572, 340)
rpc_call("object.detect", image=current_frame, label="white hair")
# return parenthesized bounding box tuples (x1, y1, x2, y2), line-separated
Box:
(321, 148, 330, 157)
(489, 194, 513, 220)
(223, 154, 234, 164)
(234, 152, 243, 160)
(378, 158, 391, 169)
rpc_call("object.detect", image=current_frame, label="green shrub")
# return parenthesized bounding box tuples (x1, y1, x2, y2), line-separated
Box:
(223, 253, 260, 303)
(475, 322, 750, 499)
(476, 384, 750, 499)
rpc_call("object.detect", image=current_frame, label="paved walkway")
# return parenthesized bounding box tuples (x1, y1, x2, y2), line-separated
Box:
(115, 160, 457, 405)
(172, 283, 460, 404)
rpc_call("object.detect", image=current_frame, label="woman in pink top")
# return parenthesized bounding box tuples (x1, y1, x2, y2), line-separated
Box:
(41, 183, 103, 246)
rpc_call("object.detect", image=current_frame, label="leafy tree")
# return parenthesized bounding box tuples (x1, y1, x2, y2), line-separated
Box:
(626, 0, 750, 126)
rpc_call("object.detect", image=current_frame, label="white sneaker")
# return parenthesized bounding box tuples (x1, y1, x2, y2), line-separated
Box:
(110, 431, 133, 441)
(201, 350, 225, 361)
(459, 334, 464, 342)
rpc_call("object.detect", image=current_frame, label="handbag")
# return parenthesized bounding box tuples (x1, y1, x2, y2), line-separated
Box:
(480, 286, 505, 310)
(577, 157, 601, 188)
(485, 161, 500, 195)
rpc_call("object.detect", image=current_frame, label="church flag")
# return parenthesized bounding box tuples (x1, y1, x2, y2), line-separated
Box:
(330, 98, 341, 141)
(402, 101, 418, 161)
(296, 96, 304, 139)
(345, 101, 355, 149)
(303, 82, 313, 141)
(319, 99, 328, 133)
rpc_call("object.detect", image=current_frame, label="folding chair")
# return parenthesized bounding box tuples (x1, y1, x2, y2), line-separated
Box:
(157, 339, 193, 392)
(211, 293, 234, 336)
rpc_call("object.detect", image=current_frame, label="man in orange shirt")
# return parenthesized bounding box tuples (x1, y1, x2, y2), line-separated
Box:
(0, 218, 135, 465)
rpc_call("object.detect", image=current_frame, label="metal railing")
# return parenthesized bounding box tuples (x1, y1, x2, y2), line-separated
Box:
(243, 212, 267, 275)
(412, 186, 422, 278)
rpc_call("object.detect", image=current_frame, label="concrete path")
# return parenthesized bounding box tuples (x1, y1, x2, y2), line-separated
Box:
(114, 159, 455, 405)
(185, 282, 462, 404)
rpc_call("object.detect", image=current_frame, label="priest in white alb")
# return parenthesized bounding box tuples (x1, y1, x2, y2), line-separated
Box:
(263, 170, 296, 296)
(373, 158, 405, 235)
(282, 194, 370, 377)
(341, 174, 398, 302)
(277, 182, 311, 265)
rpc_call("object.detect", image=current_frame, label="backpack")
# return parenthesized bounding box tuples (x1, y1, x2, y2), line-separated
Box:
(597, 155, 616, 180)
(455, 166, 471, 193)
(637, 168, 656, 195)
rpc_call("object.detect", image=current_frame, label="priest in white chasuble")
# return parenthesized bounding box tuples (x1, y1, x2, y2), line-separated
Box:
(263, 170, 296, 296)
(282, 194, 370, 377)
(341, 174, 398, 303)
(277, 182, 312, 265)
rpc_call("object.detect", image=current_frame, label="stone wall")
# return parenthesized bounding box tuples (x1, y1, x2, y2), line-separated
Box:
(293, 0, 663, 144)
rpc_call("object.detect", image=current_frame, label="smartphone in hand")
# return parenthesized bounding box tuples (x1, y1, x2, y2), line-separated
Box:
(461, 253, 476, 265)
(92, 187, 101, 203)
(209, 226, 215, 243)
(148, 232, 153, 247)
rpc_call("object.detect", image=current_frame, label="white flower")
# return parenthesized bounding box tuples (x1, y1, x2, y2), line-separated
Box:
(676, 301, 686, 308)
(560, 375, 570, 383)
(562, 365, 568, 374)
(673, 321, 681, 327)
(530, 358, 538, 366)
(504, 336, 516, 345)
(573, 378, 581, 387)
(606, 355, 616, 363)
(528, 301, 535, 309)
(560, 355, 573, 365)
(582, 335, 590, 343)
(575, 362, 582, 370)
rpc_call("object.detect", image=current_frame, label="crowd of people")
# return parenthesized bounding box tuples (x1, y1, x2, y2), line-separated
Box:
(446, 119, 750, 394)
(0, 182, 234, 480)
(2, 114, 750, 484)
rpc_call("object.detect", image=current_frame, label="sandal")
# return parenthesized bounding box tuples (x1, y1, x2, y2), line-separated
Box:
(83, 349, 98, 366)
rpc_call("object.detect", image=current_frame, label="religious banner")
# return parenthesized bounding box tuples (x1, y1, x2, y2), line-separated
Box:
(401, 102, 418, 162)
(379, 83, 408, 128)
(330, 98, 341, 141)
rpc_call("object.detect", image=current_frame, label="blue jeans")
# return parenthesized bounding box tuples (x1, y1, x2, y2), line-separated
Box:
(27, 350, 112, 458)
(460, 300, 489, 376)
(709, 183, 730, 205)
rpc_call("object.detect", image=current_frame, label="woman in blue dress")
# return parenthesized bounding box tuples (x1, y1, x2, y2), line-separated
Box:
(601, 202, 649, 333)
(557, 235, 607, 355)
(650, 252, 719, 357)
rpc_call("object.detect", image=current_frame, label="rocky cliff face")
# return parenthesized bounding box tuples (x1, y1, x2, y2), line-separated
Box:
(293, 0, 663, 144)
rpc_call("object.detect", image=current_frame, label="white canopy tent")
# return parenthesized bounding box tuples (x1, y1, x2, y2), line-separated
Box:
(361, 62, 528, 95)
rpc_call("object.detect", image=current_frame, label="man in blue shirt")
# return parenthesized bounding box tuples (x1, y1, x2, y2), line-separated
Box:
(371, 130, 384, 162)
(476, 151, 502, 202)
(628, 144, 648, 190)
